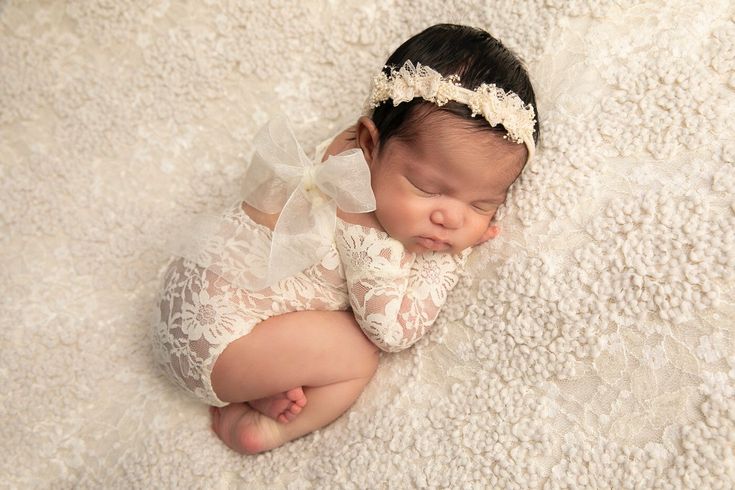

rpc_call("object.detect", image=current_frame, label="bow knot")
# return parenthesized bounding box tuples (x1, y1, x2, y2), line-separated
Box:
(302, 165, 317, 191)
(301, 165, 327, 205)
(239, 115, 376, 289)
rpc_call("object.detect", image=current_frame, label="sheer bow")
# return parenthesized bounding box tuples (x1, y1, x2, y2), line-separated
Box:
(171, 115, 376, 291)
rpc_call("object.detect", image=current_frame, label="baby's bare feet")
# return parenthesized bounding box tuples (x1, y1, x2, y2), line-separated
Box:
(247, 387, 307, 424)
(210, 403, 286, 454)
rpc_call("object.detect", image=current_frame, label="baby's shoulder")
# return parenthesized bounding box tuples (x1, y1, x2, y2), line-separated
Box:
(320, 124, 358, 162)
(323, 124, 387, 234)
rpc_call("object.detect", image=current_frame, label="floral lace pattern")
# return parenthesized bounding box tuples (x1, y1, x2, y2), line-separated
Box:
(2, 0, 734, 488)
(153, 202, 466, 404)
(337, 222, 468, 352)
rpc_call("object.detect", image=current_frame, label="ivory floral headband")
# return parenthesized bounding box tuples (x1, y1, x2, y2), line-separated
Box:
(366, 60, 536, 161)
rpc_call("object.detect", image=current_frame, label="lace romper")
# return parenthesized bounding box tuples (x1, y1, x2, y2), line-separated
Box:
(152, 122, 469, 406)
(152, 204, 468, 406)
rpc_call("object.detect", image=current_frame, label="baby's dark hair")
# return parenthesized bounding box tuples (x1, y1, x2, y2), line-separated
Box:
(371, 24, 539, 155)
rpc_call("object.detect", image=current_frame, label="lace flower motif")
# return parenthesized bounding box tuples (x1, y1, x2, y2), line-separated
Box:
(179, 287, 239, 344)
(411, 253, 463, 306)
(367, 61, 536, 150)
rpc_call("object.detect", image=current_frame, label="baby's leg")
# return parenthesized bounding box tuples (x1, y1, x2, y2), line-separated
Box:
(210, 310, 379, 454)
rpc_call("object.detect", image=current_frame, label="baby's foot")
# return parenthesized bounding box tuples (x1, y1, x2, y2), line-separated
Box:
(247, 387, 307, 424)
(210, 403, 286, 454)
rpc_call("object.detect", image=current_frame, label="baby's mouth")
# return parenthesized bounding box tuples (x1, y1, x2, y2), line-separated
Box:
(416, 236, 451, 251)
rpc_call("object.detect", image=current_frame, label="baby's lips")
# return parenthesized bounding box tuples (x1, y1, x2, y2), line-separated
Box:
(416, 236, 451, 251)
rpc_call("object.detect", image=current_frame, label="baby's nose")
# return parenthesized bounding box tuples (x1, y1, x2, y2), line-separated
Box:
(430, 208, 463, 229)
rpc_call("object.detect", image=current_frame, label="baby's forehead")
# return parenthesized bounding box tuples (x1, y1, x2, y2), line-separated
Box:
(402, 126, 524, 175)
(403, 109, 527, 164)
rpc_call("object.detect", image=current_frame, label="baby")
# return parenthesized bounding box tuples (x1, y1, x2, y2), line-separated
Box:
(153, 23, 539, 455)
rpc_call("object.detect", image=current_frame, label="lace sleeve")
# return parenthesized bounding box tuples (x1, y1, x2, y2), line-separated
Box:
(335, 223, 469, 352)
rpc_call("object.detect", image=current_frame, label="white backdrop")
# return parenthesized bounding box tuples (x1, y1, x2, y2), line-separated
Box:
(2, 0, 734, 488)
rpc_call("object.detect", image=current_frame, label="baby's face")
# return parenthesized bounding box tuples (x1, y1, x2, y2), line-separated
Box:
(368, 112, 526, 254)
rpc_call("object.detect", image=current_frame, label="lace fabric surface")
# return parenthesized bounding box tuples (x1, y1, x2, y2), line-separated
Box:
(153, 202, 347, 405)
(154, 200, 468, 404)
(336, 228, 470, 352)
(2, 0, 734, 488)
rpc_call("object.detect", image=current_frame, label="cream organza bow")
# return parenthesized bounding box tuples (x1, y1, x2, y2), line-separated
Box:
(172, 115, 376, 291)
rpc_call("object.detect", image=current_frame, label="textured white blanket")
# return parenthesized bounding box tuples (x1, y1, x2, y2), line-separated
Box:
(2, 0, 734, 488)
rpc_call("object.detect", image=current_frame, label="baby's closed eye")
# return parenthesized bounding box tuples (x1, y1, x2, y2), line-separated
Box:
(471, 202, 497, 214)
(406, 175, 500, 215)
(407, 178, 439, 196)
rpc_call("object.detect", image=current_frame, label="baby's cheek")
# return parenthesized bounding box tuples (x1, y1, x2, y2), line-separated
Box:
(390, 196, 425, 224)
(468, 215, 494, 241)
(377, 199, 419, 235)
(409, 198, 432, 219)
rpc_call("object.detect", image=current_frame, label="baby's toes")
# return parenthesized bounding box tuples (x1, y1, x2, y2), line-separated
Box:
(286, 387, 307, 407)
(289, 403, 302, 415)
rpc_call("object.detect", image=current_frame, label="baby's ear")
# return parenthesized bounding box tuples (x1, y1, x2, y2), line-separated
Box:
(356, 116, 380, 165)
(475, 224, 500, 246)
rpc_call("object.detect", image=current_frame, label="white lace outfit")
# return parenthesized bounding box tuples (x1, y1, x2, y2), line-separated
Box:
(152, 126, 470, 407)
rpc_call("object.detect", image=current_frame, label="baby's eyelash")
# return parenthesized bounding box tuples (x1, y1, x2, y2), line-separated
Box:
(408, 177, 496, 213)
(473, 204, 495, 213)
(410, 180, 438, 196)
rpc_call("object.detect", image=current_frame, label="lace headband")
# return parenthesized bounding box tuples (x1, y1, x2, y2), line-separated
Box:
(366, 61, 536, 162)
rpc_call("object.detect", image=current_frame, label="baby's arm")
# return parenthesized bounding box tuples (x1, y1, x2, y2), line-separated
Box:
(336, 227, 468, 352)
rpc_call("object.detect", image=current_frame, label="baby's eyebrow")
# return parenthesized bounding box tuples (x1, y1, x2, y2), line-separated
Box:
(405, 168, 442, 188)
(473, 191, 509, 205)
